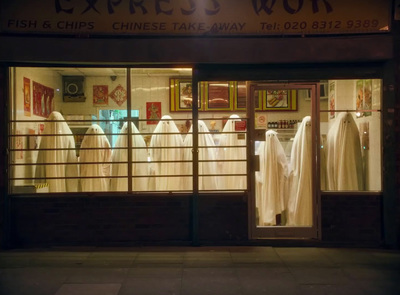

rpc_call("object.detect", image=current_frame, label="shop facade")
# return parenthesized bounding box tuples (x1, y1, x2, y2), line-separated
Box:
(0, 0, 399, 249)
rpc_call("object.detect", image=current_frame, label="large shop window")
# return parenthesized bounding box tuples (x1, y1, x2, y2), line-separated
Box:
(319, 79, 381, 192)
(8, 69, 382, 196)
(9, 67, 194, 193)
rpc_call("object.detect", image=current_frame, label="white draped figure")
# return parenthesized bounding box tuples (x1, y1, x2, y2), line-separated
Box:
(35, 111, 79, 192)
(149, 115, 183, 191)
(256, 130, 288, 226)
(110, 122, 148, 191)
(218, 114, 246, 190)
(287, 116, 313, 226)
(320, 136, 328, 191)
(326, 112, 364, 190)
(79, 124, 111, 192)
(182, 120, 219, 190)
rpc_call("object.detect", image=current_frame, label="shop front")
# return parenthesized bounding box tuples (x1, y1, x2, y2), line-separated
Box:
(0, 0, 398, 248)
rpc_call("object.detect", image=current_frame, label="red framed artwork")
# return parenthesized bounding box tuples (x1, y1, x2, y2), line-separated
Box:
(146, 102, 161, 125)
(110, 84, 127, 106)
(33, 81, 54, 118)
(23, 77, 31, 116)
(93, 85, 109, 105)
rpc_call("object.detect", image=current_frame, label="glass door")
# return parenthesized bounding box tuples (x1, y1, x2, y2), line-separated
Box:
(248, 82, 319, 239)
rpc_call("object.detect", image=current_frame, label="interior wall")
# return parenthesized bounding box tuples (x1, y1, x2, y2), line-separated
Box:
(13, 68, 63, 186)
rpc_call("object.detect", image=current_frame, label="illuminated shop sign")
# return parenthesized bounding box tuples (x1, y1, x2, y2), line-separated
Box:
(0, 0, 390, 36)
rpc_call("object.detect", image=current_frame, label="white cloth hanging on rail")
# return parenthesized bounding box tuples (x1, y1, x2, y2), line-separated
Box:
(182, 120, 219, 190)
(35, 111, 79, 192)
(326, 112, 364, 190)
(79, 124, 111, 192)
(217, 114, 246, 190)
(149, 115, 183, 191)
(256, 130, 288, 226)
(287, 116, 313, 226)
(110, 122, 148, 192)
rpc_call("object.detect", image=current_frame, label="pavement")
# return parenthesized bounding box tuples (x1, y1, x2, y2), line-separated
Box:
(0, 246, 399, 295)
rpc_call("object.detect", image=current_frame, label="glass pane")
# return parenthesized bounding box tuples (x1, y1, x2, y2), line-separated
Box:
(320, 79, 382, 191)
(131, 68, 193, 192)
(198, 81, 247, 191)
(9, 67, 127, 193)
(254, 85, 312, 227)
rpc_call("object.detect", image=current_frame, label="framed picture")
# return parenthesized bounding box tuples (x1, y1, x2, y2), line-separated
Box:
(146, 102, 161, 125)
(234, 81, 262, 111)
(329, 81, 336, 119)
(109, 84, 127, 106)
(204, 81, 233, 111)
(23, 77, 31, 116)
(33, 81, 54, 118)
(356, 79, 372, 117)
(170, 78, 200, 112)
(93, 85, 109, 106)
(263, 89, 297, 111)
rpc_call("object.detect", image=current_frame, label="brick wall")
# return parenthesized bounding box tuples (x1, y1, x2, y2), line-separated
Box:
(9, 193, 249, 247)
(11, 195, 191, 247)
(321, 194, 382, 245)
(8, 193, 386, 247)
(198, 194, 248, 242)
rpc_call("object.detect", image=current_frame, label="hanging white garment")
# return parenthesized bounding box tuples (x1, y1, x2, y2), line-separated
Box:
(320, 135, 328, 191)
(149, 115, 183, 191)
(79, 124, 111, 192)
(326, 112, 364, 190)
(182, 120, 219, 190)
(35, 111, 79, 192)
(217, 114, 246, 190)
(110, 122, 148, 192)
(287, 116, 313, 226)
(256, 130, 288, 226)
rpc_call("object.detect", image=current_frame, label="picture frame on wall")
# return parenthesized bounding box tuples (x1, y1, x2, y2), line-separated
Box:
(234, 81, 262, 111)
(263, 89, 297, 111)
(170, 78, 200, 112)
(146, 102, 162, 125)
(356, 79, 372, 117)
(329, 81, 336, 119)
(204, 81, 233, 111)
(23, 77, 31, 116)
(33, 81, 54, 118)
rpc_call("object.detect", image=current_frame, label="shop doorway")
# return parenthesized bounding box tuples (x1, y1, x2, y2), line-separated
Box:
(247, 82, 319, 239)
(193, 72, 320, 240)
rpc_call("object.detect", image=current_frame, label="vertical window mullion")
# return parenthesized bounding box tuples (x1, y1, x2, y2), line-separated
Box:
(192, 68, 199, 245)
(127, 68, 132, 193)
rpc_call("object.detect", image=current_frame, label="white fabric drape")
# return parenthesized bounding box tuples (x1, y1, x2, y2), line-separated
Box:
(256, 130, 288, 226)
(35, 111, 79, 192)
(182, 120, 219, 190)
(110, 122, 148, 192)
(149, 115, 183, 191)
(79, 124, 111, 192)
(217, 114, 246, 190)
(326, 112, 364, 190)
(287, 116, 313, 226)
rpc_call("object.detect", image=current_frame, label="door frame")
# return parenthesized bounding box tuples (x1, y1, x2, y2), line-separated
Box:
(247, 82, 320, 239)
